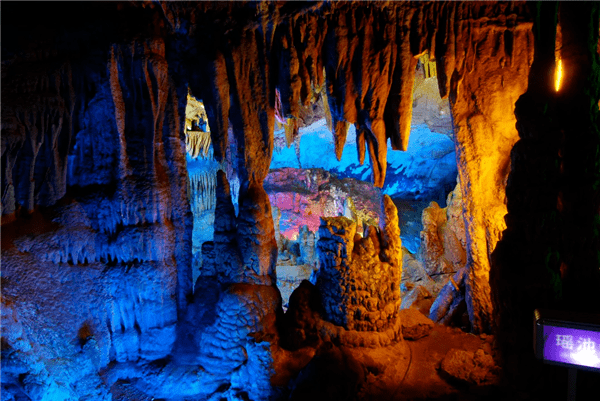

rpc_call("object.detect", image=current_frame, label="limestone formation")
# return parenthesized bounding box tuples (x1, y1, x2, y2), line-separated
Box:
(446, 6, 534, 333)
(265, 167, 381, 238)
(440, 348, 500, 385)
(429, 268, 468, 326)
(419, 183, 466, 276)
(400, 285, 433, 317)
(399, 309, 434, 340)
(315, 195, 402, 333)
(298, 225, 317, 267)
(490, 2, 600, 389)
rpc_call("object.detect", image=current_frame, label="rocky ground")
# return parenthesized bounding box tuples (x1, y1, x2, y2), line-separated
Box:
(280, 307, 504, 401)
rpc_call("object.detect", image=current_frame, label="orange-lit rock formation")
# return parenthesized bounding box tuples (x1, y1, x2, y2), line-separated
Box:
(315, 195, 402, 333)
(420, 182, 466, 277)
(491, 2, 600, 390)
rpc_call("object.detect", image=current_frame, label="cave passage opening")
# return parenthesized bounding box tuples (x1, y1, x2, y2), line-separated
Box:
(184, 55, 460, 310)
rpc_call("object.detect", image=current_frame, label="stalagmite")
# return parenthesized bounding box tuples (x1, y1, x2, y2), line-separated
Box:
(315, 195, 402, 334)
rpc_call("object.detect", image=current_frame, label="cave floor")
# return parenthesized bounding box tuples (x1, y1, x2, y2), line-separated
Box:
(288, 323, 519, 401)
(357, 325, 500, 401)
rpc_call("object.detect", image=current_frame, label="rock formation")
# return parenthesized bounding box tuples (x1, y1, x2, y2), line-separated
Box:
(399, 308, 435, 340)
(419, 182, 466, 276)
(490, 1, 600, 391)
(440, 348, 500, 385)
(2, 1, 598, 399)
(265, 167, 381, 238)
(315, 195, 402, 333)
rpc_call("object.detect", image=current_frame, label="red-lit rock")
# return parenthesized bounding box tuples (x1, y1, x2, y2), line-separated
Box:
(265, 168, 381, 239)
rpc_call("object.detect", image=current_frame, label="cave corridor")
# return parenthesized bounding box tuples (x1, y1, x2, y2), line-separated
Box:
(1, 1, 599, 400)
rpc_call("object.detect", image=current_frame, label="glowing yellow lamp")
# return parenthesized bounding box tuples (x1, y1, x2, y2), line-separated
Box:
(555, 58, 563, 92)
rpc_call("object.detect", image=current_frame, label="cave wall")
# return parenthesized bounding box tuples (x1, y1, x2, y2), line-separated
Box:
(491, 1, 600, 391)
(443, 3, 534, 333)
(2, 3, 193, 398)
(4, 1, 598, 399)
(2, 0, 535, 326)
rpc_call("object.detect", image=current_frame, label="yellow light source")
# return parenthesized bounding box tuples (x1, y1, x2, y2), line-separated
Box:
(555, 58, 563, 92)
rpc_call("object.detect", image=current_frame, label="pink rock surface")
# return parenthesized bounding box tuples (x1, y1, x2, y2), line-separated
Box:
(265, 168, 381, 239)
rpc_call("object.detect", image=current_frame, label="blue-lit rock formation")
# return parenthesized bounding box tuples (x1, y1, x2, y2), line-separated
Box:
(272, 120, 457, 202)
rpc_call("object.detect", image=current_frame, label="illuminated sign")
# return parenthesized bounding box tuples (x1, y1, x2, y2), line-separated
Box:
(534, 309, 600, 372)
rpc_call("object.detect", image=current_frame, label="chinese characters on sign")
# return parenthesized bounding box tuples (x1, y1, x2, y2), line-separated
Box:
(544, 326, 600, 369)
(556, 334, 574, 350)
(556, 335, 596, 353)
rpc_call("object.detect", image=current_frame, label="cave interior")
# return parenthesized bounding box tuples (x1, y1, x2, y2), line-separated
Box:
(1, 1, 600, 401)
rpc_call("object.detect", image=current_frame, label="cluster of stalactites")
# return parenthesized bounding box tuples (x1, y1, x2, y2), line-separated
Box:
(185, 94, 213, 159)
(186, 131, 212, 159)
(188, 1, 531, 189)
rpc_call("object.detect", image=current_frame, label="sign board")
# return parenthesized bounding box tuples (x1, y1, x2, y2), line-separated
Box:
(534, 309, 600, 372)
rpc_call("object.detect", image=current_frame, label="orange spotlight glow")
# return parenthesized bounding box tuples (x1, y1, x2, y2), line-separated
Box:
(555, 58, 563, 92)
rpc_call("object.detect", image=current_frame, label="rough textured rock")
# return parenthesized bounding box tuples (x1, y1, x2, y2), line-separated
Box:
(280, 280, 322, 351)
(429, 268, 468, 326)
(440, 348, 500, 385)
(5, 1, 598, 399)
(411, 70, 453, 136)
(419, 183, 466, 276)
(265, 167, 381, 238)
(272, 223, 319, 309)
(298, 225, 317, 266)
(399, 309, 434, 340)
(2, 13, 192, 401)
(199, 241, 217, 278)
(400, 285, 433, 317)
(490, 2, 600, 392)
(315, 195, 402, 332)
(445, 5, 534, 333)
(185, 95, 211, 158)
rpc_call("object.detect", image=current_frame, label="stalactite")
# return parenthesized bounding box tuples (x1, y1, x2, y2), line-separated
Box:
(322, 4, 359, 161)
(185, 130, 212, 159)
(192, 50, 230, 164)
(284, 118, 299, 148)
(188, 170, 217, 216)
(293, 11, 327, 105)
(274, 21, 301, 119)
